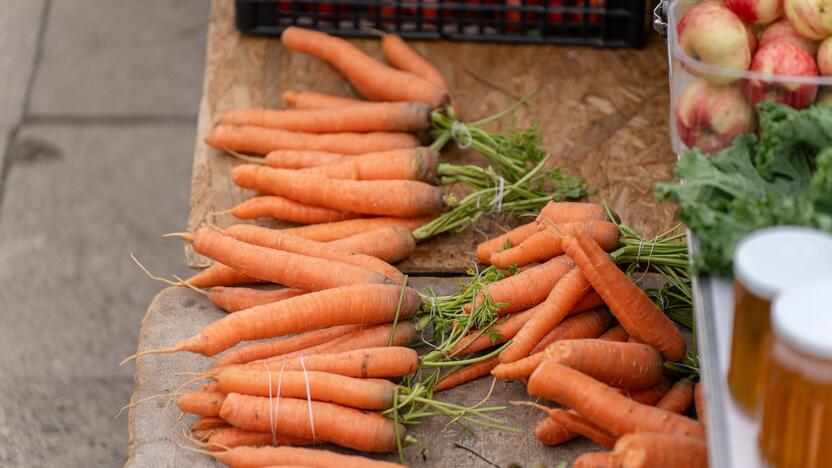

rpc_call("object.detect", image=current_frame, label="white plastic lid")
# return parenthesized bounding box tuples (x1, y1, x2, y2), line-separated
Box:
(733, 227, 832, 300)
(773, 278, 832, 359)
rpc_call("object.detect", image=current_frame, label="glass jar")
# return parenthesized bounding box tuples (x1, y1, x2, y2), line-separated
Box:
(759, 280, 832, 468)
(727, 227, 832, 416)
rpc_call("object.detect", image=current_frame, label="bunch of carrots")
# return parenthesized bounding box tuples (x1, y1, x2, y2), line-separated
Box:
(415, 200, 707, 467)
(127, 219, 511, 464)
(205, 26, 587, 255)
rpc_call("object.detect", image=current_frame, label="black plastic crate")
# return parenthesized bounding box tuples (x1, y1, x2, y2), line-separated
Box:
(235, 0, 648, 48)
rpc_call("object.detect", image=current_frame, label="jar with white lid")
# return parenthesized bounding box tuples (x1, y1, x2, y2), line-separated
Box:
(759, 279, 832, 468)
(727, 227, 832, 416)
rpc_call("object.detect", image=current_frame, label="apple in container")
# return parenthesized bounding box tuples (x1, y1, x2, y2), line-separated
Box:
(743, 42, 819, 109)
(725, 0, 783, 24)
(677, 2, 756, 85)
(817, 37, 832, 75)
(759, 18, 819, 54)
(675, 80, 757, 153)
(783, 0, 832, 40)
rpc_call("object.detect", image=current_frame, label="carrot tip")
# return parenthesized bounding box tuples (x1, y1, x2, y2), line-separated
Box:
(224, 149, 264, 165)
(130, 253, 183, 288)
(510, 400, 550, 412)
(172, 275, 208, 296)
(161, 231, 195, 241)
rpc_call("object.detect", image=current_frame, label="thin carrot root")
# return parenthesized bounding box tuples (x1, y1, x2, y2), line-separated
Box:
(114, 391, 179, 419)
(130, 254, 206, 295)
(119, 344, 185, 366)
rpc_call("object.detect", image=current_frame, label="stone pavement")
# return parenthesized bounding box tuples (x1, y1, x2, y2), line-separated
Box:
(0, 1, 211, 466)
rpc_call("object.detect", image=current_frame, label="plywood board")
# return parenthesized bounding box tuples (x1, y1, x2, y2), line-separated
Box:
(187, 0, 674, 274)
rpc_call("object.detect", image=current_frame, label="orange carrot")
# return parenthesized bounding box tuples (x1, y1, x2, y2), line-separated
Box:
(214, 325, 360, 367)
(490, 221, 620, 268)
(206, 124, 420, 155)
(380, 34, 455, 109)
(328, 226, 416, 263)
(624, 377, 673, 405)
(131, 285, 421, 358)
(208, 286, 305, 313)
(598, 325, 630, 342)
(178, 391, 226, 417)
(545, 407, 617, 449)
(500, 268, 592, 363)
(225, 224, 404, 283)
(492, 312, 622, 381)
(216, 368, 397, 410)
(657, 379, 695, 415)
(192, 416, 229, 432)
(232, 165, 447, 217)
(280, 216, 432, 242)
(528, 361, 705, 439)
(263, 149, 350, 168)
(186, 262, 263, 288)
(202, 382, 221, 393)
(541, 339, 664, 390)
(252, 346, 419, 379)
(535, 417, 574, 446)
(205, 445, 404, 468)
(207, 427, 315, 451)
(694, 382, 707, 425)
(450, 308, 536, 356)
(475, 222, 537, 264)
(433, 356, 499, 392)
(465, 255, 575, 315)
(613, 433, 708, 468)
(282, 90, 365, 109)
(536, 201, 607, 225)
(220, 102, 431, 133)
(219, 393, 404, 452)
(281, 27, 448, 108)
(300, 147, 439, 183)
(574, 451, 620, 468)
(562, 233, 687, 361)
(225, 196, 360, 224)
(184, 228, 390, 291)
(530, 308, 613, 354)
(533, 378, 671, 448)
(217, 321, 417, 371)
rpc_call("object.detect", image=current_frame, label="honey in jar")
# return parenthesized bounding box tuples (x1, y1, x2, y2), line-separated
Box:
(727, 227, 832, 416)
(759, 279, 832, 468)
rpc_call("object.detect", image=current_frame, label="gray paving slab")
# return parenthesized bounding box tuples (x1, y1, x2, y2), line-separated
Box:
(0, 1, 46, 182)
(0, 123, 195, 467)
(29, 0, 209, 117)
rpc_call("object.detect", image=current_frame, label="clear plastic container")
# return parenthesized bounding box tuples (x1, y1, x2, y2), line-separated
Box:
(759, 279, 832, 468)
(727, 227, 832, 416)
(667, 0, 832, 155)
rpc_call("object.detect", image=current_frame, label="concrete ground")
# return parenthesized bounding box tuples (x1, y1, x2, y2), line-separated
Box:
(0, 1, 211, 466)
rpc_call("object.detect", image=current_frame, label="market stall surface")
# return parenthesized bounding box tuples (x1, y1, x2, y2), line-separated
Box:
(125, 0, 677, 466)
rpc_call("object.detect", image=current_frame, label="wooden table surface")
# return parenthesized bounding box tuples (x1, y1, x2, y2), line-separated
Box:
(185, 0, 675, 273)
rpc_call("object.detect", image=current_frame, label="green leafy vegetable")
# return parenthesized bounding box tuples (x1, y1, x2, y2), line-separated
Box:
(656, 103, 832, 277)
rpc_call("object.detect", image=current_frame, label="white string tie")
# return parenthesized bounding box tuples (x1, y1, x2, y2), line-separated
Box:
(451, 121, 473, 149)
(494, 177, 505, 213)
(298, 356, 316, 442)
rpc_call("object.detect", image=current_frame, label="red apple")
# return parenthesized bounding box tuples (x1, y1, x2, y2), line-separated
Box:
(725, 0, 783, 24)
(818, 37, 832, 75)
(759, 18, 819, 54)
(744, 42, 819, 108)
(783, 0, 832, 40)
(677, 2, 756, 84)
(675, 80, 757, 153)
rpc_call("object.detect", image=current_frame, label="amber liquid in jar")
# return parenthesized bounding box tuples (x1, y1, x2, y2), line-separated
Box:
(727, 280, 771, 416)
(759, 337, 832, 468)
